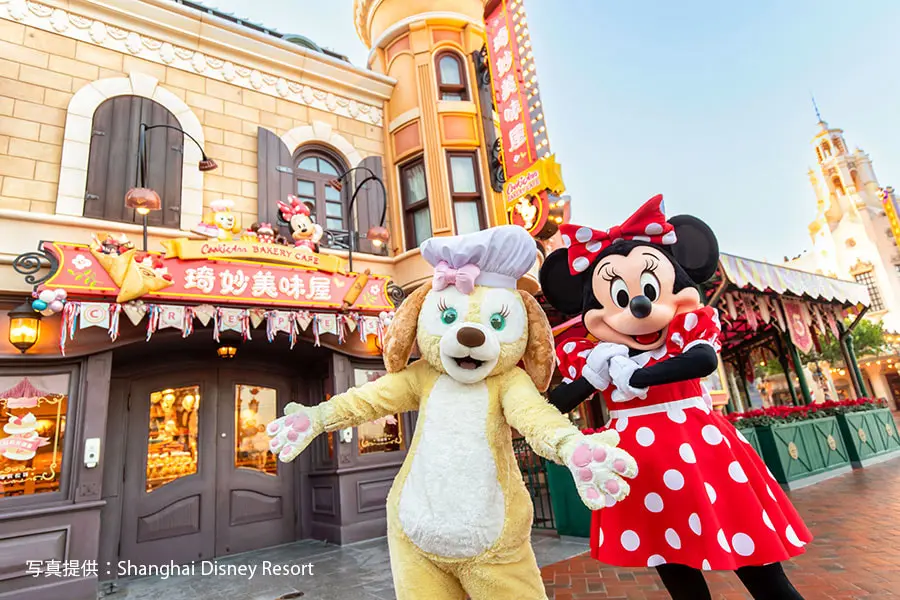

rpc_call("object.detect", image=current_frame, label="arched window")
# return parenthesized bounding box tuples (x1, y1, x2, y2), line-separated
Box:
(850, 170, 860, 190)
(293, 146, 346, 232)
(832, 136, 845, 154)
(84, 95, 183, 227)
(435, 51, 469, 101)
(815, 147, 823, 162)
(832, 176, 845, 196)
(821, 141, 832, 159)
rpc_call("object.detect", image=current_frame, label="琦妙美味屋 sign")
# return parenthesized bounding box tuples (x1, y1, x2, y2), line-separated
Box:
(36, 242, 394, 313)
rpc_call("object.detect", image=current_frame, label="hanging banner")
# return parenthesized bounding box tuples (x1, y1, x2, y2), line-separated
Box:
(157, 305, 186, 331)
(782, 298, 815, 354)
(484, 0, 539, 179)
(37, 242, 395, 313)
(160, 238, 345, 273)
(80, 302, 110, 330)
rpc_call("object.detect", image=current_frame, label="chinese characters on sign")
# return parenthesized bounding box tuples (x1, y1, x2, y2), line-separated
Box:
(41, 243, 395, 312)
(485, 0, 551, 181)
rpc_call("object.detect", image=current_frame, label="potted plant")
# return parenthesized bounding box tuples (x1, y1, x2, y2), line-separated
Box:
(725, 398, 897, 489)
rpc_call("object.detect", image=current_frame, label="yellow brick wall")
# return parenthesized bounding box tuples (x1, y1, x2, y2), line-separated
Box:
(0, 19, 386, 230)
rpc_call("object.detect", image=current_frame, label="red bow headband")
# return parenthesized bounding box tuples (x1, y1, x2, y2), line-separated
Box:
(559, 195, 677, 275)
(278, 195, 310, 218)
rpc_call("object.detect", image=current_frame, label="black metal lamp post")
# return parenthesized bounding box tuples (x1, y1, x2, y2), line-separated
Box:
(325, 167, 390, 273)
(132, 123, 218, 250)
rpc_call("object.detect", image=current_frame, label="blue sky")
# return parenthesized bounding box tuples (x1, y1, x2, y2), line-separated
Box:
(207, 0, 900, 262)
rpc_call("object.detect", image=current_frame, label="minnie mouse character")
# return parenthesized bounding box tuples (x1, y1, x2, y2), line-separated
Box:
(278, 195, 323, 252)
(540, 195, 810, 600)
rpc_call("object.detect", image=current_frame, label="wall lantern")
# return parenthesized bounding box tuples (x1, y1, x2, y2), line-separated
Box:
(125, 187, 162, 252)
(8, 301, 42, 353)
(367, 225, 390, 249)
(217, 344, 237, 359)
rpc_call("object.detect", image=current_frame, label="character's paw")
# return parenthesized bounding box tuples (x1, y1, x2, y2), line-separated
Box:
(562, 431, 639, 511)
(608, 355, 648, 402)
(581, 343, 631, 390)
(266, 404, 322, 463)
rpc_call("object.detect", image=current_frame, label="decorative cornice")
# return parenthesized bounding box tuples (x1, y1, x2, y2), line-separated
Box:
(0, 0, 385, 125)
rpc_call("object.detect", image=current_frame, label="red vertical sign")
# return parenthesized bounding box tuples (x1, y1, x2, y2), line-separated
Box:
(484, 0, 541, 180)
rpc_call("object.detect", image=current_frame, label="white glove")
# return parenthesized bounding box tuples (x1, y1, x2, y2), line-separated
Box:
(608, 355, 649, 403)
(560, 429, 639, 510)
(581, 342, 630, 391)
(266, 402, 324, 462)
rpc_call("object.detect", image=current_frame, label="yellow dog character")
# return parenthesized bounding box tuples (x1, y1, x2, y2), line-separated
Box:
(267, 226, 637, 600)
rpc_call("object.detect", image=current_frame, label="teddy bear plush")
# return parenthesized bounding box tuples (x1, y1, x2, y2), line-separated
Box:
(267, 225, 637, 600)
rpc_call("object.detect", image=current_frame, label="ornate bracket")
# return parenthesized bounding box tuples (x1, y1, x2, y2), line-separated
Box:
(472, 45, 492, 91)
(386, 282, 405, 306)
(489, 137, 506, 194)
(12, 242, 58, 288)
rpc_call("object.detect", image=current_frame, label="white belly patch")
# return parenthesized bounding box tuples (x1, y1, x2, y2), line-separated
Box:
(398, 376, 505, 558)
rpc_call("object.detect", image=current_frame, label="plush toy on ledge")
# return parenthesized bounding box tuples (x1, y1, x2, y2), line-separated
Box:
(541, 195, 811, 600)
(278, 195, 323, 252)
(266, 225, 637, 600)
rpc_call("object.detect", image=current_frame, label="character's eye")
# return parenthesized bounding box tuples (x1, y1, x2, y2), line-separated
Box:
(489, 313, 506, 331)
(441, 307, 458, 325)
(610, 278, 629, 309)
(640, 271, 660, 302)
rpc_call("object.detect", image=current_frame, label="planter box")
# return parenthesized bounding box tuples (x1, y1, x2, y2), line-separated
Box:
(836, 408, 900, 468)
(755, 416, 852, 490)
(544, 461, 592, 538)
(736, 425, 764, 458)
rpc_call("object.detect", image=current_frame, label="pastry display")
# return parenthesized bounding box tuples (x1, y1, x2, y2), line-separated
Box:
(3, 412, 37, 435)
(89, 233, 135, 287)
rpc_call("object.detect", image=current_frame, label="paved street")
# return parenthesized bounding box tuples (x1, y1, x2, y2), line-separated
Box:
(541, 457, 900, 599)
(104, 456, 900, 600)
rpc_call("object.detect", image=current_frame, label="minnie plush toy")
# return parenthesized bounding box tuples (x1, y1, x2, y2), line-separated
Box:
(540, 195, 811, 600)
(278, 195, 324, 252)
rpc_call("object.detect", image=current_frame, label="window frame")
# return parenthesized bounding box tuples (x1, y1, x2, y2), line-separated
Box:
(399, 156, 431, 250)
(446, 150, 487, 234)
(435, 51, 470, 102)
(292, 146, 348, 236)
(0, 364, 80, 510)
(854, 269, 885, 311)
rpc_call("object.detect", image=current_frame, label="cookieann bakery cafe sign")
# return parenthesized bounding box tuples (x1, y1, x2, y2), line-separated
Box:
(35, 237, 394, 312)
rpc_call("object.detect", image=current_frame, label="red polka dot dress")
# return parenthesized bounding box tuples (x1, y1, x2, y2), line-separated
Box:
(557, 307, 813, 570)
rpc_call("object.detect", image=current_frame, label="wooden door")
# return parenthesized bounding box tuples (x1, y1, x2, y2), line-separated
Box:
(120, 371, 217, 566)
(214, 370, 295, 556)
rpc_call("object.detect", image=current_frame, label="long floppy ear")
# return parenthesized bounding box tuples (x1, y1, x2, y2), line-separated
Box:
(382, 283, 431, 373)
(668, 215, 720, 284)
(519, 291, 555, 393)
(538, 248, 586, 316)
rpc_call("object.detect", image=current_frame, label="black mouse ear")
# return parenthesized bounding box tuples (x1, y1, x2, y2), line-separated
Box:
(668, 215, 720, 284)
(539, 248, 586, 316)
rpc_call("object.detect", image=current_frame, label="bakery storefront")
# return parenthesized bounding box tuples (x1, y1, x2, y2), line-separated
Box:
(0, 234, 408, 598)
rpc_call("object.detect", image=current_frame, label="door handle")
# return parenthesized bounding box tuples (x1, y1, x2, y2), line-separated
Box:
(221, 433, 226, 438)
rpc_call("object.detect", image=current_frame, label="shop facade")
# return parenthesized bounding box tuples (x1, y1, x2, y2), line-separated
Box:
(0, 0, 566, 598)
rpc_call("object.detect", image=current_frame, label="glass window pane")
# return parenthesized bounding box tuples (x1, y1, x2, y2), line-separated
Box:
(319, 160, 339, 176)
(0, 374, 69, 498)
(326, 202, 343, 217)
(454, 201, 482, 235)
(146, 385, 200, 493)
(234, 385, 277, 476)
(327, 217, 343, 230)
(403, 162, 428, 206)
(298, 157, 318, 172)
(297, 180, 315, 196)
(450, 155, 477, 194)
(354, 370, 403, 454)
(325, 186, 340, 201)
(439, 55, 462, 86)
(441, 93, 463, 101)
(413, 207, 432, 246)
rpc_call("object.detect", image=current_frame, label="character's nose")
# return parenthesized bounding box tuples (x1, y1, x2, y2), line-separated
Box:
(457, 326, 486, 348)
(629, 295, 653, 319)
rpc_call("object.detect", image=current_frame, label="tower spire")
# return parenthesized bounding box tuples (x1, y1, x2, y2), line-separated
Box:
(811, 93, 824, 124)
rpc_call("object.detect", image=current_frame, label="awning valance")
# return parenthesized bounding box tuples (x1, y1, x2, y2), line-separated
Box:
(719, 253, 869, 307)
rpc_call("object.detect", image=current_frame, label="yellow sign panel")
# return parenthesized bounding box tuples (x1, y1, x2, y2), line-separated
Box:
(881, 188, 900, 249)
(161, 238, 346, 273)
(503, 155, 565, 207)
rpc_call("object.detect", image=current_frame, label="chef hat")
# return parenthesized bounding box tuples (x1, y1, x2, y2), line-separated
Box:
(420, 225, 537, 290)
(210, 199, 234, 213)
